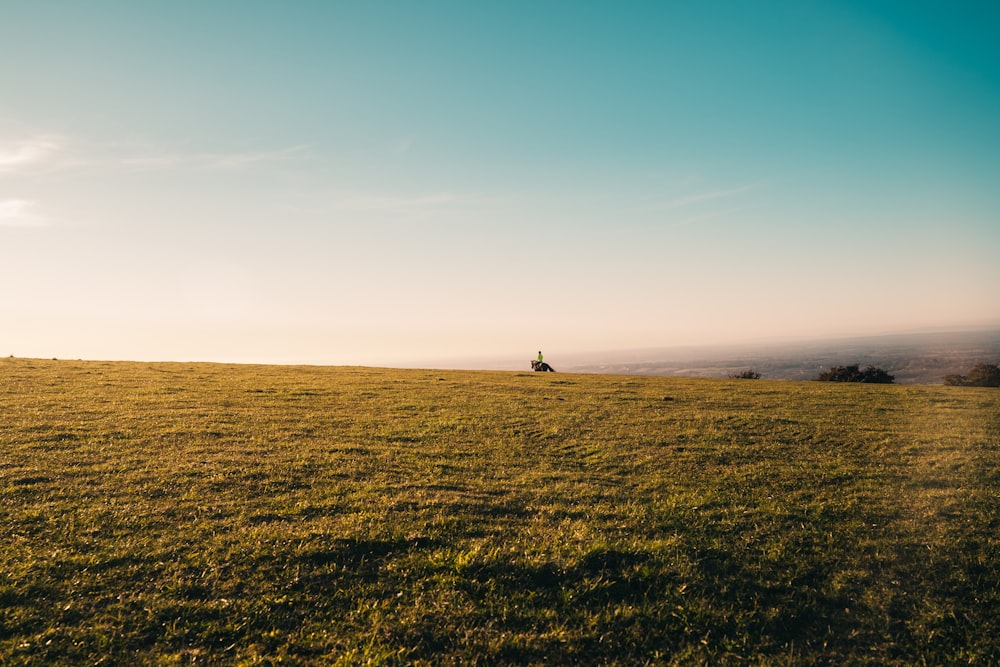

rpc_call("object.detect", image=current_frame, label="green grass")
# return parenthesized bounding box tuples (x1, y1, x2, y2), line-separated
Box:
(1, 357, 998, 665)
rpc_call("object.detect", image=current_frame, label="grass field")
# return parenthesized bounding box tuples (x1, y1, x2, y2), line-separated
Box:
(1, 357, 998, 665)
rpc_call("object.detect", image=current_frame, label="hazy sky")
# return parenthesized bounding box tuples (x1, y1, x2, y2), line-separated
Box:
(3, 1, 999, 366)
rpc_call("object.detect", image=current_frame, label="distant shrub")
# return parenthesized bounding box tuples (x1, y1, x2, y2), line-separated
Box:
(944, 363, 1000, 387)
(729, 369, 761, 380)
(815, 364, 895, 384)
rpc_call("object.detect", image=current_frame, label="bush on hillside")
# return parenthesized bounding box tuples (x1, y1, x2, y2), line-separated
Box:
(944, 363, 1000, 387)
(729, 369, 761, 380)
(815, 364, 895, 384)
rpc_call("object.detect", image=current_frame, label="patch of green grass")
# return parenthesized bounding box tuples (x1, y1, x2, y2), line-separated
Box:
(1, 358, 998, 664)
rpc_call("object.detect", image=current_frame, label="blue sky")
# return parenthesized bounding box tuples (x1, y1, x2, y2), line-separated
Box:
(2, 1, 998, 365)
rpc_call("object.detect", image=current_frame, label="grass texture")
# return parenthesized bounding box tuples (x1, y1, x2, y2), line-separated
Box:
(1, 358, 998, 665)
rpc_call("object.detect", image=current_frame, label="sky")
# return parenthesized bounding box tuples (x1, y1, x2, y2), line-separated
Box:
(2, 1, 999, 367)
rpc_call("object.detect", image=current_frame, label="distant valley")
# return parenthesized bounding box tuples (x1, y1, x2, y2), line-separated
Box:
(558, 329, 1000, 385)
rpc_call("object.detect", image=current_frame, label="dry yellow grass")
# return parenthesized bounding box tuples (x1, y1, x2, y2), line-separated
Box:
(1, 357, 998, 664)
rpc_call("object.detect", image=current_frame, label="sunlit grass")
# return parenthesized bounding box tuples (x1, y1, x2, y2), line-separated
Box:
(2, 358, 997, 664)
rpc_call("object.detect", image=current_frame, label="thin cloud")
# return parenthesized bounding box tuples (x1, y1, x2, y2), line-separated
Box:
(665, 184, 757, 209)
(118, 145, 309, 171)
(2, 132, 308, 175)
(0, 136, 63, 173)
(207, 145, 308, 168)
(335, 192, 457, 214)
(0, 199, 48, 227)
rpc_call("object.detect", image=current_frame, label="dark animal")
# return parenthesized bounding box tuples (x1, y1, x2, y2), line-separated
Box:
(531, 360, 555, 372)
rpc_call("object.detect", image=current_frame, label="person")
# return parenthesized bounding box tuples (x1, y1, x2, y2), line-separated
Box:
(530, 352, 555, 372)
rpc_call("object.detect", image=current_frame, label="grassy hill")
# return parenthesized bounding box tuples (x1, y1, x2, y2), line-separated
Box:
(2, 358, 998, 665)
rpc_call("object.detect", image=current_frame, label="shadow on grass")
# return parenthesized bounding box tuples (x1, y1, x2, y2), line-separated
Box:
(7, 526, 997, 664)
(298, 536, 437, 571)
(265, 533, 898, 662)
